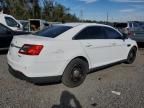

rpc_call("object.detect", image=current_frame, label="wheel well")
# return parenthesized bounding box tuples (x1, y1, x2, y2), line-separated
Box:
(132, 46, 137, 51)
(128, 46, 137, 55)
(62, 56, 89, 78)
(73, 56, 89, 66)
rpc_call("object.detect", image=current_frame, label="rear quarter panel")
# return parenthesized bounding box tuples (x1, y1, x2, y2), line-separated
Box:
(38, 40, 91, 75)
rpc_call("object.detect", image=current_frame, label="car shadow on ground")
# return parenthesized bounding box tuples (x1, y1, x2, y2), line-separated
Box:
(36, 62, 123, 87)
(0, 49, 8, 55)
(52, 91, 82, 108)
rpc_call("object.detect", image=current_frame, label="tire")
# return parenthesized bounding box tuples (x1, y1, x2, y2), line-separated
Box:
(125, 47, 137, 64)
(62, 58, 89, 88)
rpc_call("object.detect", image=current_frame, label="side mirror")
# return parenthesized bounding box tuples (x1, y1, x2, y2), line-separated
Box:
(17, 24, 20, 28)
(122, 33, 128, 40)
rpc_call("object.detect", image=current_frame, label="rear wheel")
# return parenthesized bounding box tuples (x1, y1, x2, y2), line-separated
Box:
(125, 47, 137, 64)
(62, 58, 89, 88)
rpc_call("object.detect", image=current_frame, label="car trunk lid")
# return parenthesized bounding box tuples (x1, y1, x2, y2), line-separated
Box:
(8, 34, 53, 62)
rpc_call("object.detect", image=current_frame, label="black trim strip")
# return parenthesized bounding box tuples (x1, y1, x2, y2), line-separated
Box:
(8, 65, 62, 84)
(88, 59, 126, 73)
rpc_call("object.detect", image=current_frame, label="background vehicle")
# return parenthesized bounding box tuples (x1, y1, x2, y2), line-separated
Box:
(19, 20, 29, 32)
(29, 19, 61, 32)
(114, 21, 144, 43)
(29, 19, 50, 32)
(0, 13, 23, 31)
(0, 23, 30, 49)
(7, 23, 137, 87)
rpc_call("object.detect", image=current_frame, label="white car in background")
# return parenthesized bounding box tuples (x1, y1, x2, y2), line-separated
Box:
(0, 13, 23, 31)
(7, 23, 137, 87)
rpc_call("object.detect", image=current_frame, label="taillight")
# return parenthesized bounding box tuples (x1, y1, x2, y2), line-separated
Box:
(19, 44, 43, 55)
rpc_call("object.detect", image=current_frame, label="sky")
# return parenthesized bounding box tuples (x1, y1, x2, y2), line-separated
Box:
(55, 0, 144, 22)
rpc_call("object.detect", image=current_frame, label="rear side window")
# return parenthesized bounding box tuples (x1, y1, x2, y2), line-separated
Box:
(104, 27, 122, 39)
(74, 26, 106, 40)
(34, 26, 72, 38)
(5, 17, 18, 27)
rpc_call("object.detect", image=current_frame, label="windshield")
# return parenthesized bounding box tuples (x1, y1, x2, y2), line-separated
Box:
(34, 25, 72, 38)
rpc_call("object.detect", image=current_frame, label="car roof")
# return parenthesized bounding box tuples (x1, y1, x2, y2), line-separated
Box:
(55, 22, 111, 28)
(53, 23, 81, 27)
(56, 23, 119, 40)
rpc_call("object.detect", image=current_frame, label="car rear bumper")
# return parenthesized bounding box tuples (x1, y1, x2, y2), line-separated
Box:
(8, 65, 61, 84)
(7, 52, 68, 78)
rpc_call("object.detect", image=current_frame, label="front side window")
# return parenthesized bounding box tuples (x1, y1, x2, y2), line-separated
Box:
(34, 25, 72, 38)
(74, 26, 106, 40)
(5, 17, 18, 27)
(104, 27, 122, 39)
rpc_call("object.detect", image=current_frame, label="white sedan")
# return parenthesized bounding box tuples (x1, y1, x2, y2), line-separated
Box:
(7, 23, 137, 87)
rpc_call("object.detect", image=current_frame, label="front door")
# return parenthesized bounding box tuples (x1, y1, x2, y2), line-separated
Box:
(74, 26, 114, 68)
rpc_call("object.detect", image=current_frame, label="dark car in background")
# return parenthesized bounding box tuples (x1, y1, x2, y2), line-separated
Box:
(114, 21, 144, 43)
(0, 23, 30, 50)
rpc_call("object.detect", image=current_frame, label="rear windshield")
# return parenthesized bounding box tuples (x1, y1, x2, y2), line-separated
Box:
(34, 25, 72, 38)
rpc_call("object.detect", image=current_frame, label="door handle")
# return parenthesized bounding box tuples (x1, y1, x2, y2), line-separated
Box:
(86, 45, 93, 47)
(112, 43, 117, 46)
(127, 44, 131, 47)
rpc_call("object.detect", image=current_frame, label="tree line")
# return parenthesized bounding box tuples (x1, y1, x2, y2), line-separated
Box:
(0, 0, 79, 22)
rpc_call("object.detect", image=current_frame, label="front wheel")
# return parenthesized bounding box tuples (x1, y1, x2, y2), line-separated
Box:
(125, 47, 137, 64)
(62, 58, 89, 88)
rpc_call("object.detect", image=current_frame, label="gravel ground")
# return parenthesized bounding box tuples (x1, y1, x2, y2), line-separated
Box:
(0, 49, 144, 108)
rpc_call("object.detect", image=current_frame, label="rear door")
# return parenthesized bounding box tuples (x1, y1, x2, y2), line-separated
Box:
(0, 24, 13, 48)
(74, 26, 115, 68)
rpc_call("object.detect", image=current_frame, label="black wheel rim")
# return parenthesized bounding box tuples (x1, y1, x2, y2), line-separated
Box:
(71, 65, 84, 83)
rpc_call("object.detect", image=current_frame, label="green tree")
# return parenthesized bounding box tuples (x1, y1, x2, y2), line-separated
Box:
(2, 0, 79, 22)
